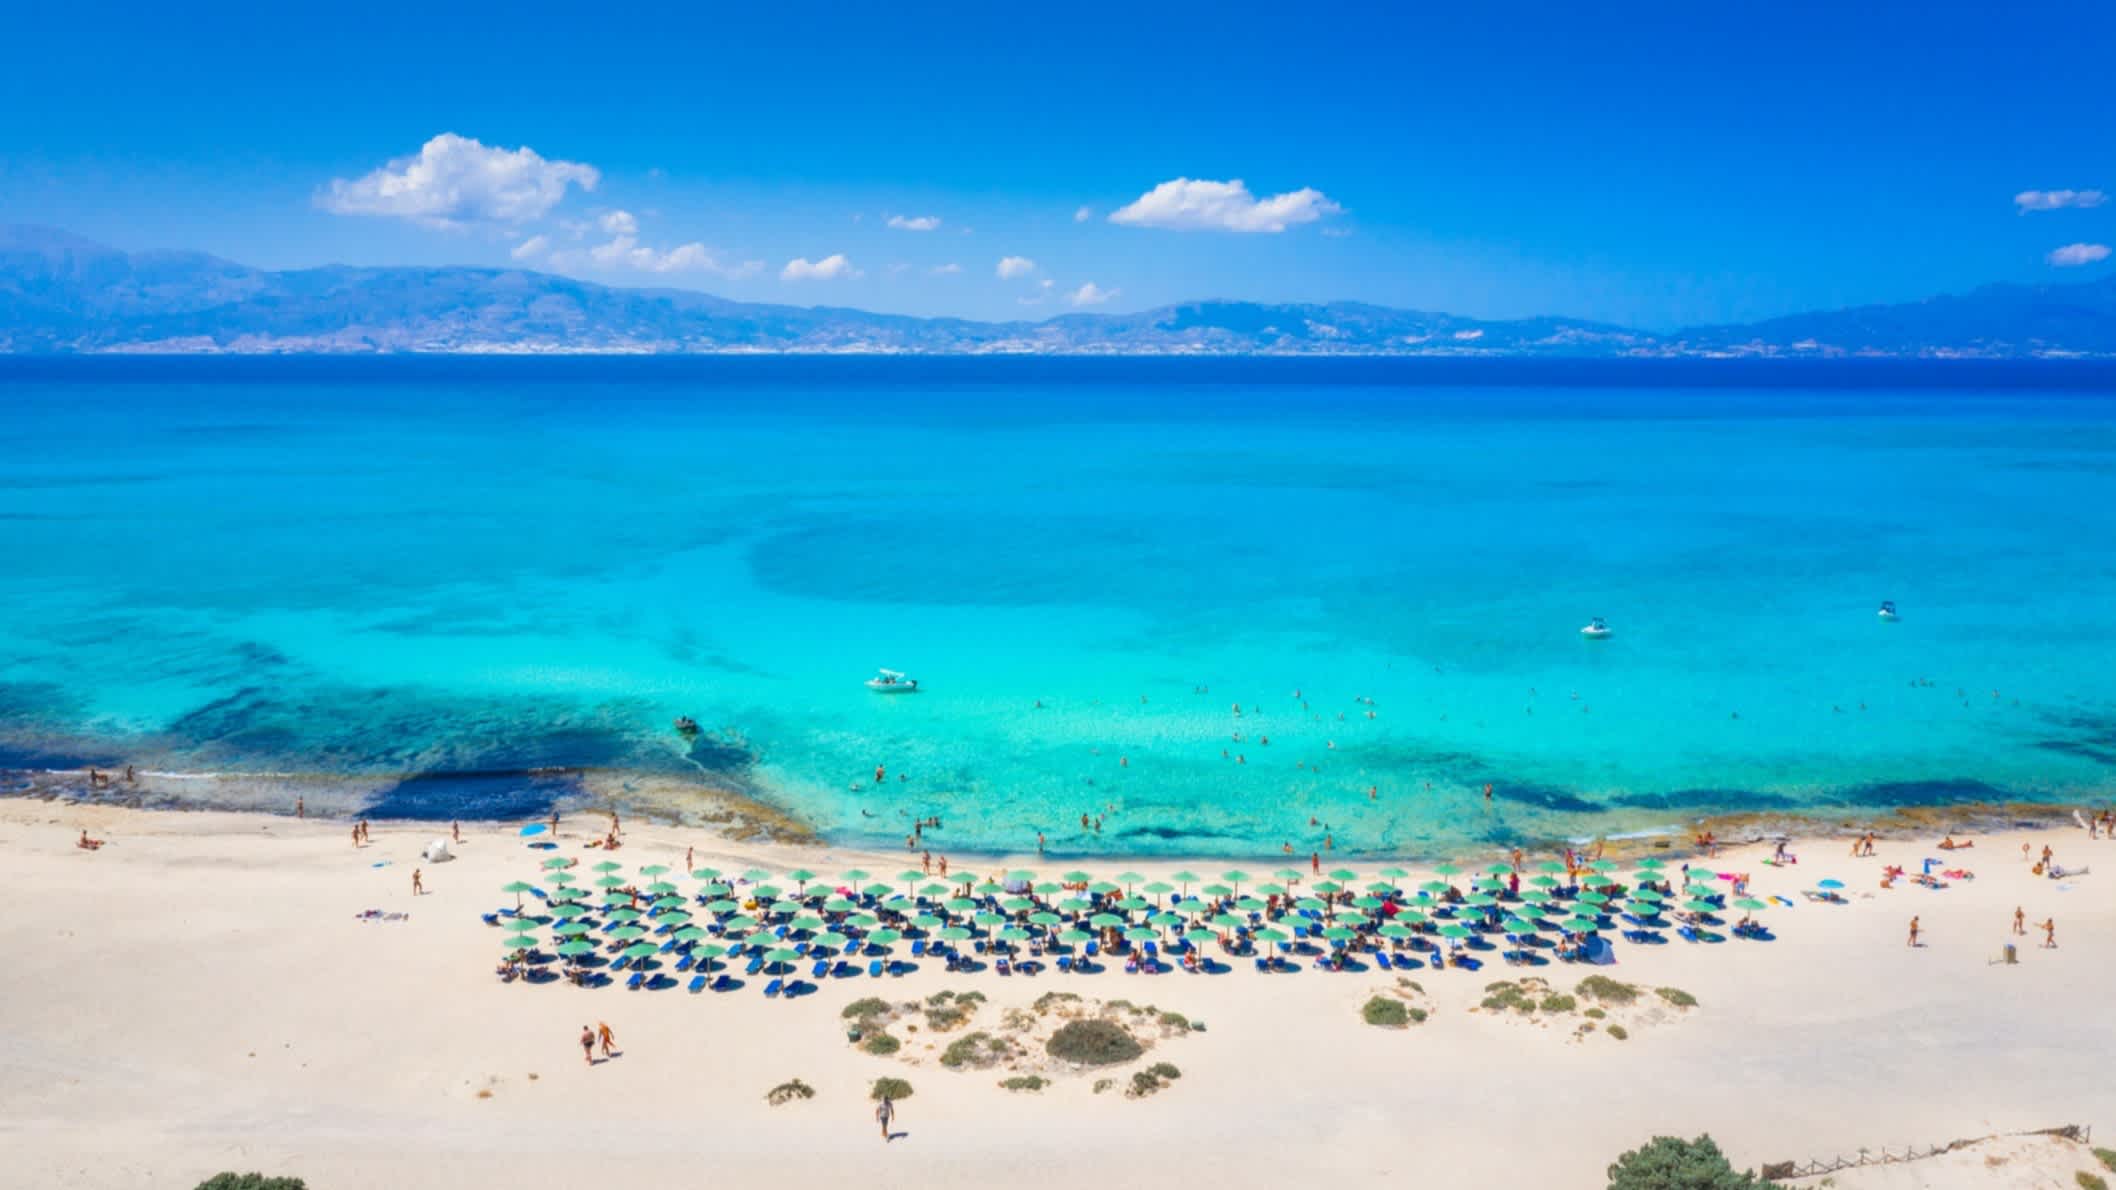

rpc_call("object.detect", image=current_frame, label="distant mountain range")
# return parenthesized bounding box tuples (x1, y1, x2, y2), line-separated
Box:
(3, 224, 2113, 357)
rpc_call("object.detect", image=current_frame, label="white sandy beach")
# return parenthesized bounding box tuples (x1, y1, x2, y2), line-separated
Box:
(4, 800, 2113, 1190)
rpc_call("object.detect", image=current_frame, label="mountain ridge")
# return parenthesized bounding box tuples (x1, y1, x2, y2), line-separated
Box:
(2, 224, 2111, 357)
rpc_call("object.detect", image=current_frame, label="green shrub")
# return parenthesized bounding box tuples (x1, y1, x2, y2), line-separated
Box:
(1585, 1007, 1608, 1020)
(1606, 1024, 1629, 1041)
(2093, 1148, 2116, 1173)
(869, 1077, 913, 1101)
(842, 997, 890, 1021)
(926, 1001, 974, 1031)
(765, 1078, 814, 1105)
(2075, 1174, 2105, 1190)
(1146, 1062, 1180, 1080)
(1605, 1134, 1757, 1189)
(1000, 1075, 1048, 1092)
(1158, 1011, 1190, 1031)
(1540, 994, 1578, 1014)
(1033, 991, 1081, 1012)
(195, 1177, 307, 1190)
(1046, 1018, 1143, 1065)
(1092, 1077, 1114, 1094)
(1481, 983, 1537, 1014)
(1362, 995, 1411, 1027)
(1408, 1007, 1429, 1024)
(861, 1031, 901, 1056)
(939, 1031, 1010, 1069)
(1577, 975, 1640, 1005)
(1656, 987, 1699, 1009)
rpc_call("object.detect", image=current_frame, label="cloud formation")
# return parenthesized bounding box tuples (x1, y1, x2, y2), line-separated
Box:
(319, 133, 598, 227)
(599, 209, 639, 236)
(930, 262, 963, 275)
(886, 214, 941, 231)
(511, 235, 550, 261)
(996, 255, 1036, 279)
(2016, 189, 2106, 213)
(781, 254, 861, 281)
(1109, 177, 1341, 233)
(1067, 282, 1117, 307)
(2047, 242, 2111, 267)
(1073, 206, 1094, 223)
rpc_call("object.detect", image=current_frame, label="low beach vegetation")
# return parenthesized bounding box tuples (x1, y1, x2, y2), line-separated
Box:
(1605, 1134, 1757, 1189)
(765, 1078, 814, 1105)
(869, 1077, 913, 1101)
(1046, 1018, 1143, 1066)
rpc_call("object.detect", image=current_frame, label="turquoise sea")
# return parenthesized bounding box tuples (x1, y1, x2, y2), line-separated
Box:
(3, 357, 2114, 856)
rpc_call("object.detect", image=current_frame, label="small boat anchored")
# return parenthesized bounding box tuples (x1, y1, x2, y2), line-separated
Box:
(865, 668, 921, 693)
(1877, 600, 1900, 622)
(1579, 616, 1613, 640)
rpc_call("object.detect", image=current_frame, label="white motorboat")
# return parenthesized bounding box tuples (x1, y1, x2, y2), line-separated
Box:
(1877, 601, 1899, 622)
(1579, 617, 1613, 639)
(865, 668, 920, 693)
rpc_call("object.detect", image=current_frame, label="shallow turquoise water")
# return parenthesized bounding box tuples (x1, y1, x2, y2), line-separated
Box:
(3, 357, 2114, 855)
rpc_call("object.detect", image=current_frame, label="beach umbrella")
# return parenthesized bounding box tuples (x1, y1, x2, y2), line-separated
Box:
(846, 912, 879, 930)
(973, 882, 1004, 897)
(1313, 880, 1344, 895)
(1394, 908, 1430, 925)
(1636, 857, 1665, 869)
(1336, 909, 1370, 925)
(540, 857, 572, 870)
(1632, 888, 1665, 902)
(1209, 913, 1246, 931)
(721, 914, 758, 932)
(1293, 897, 1329, 913)
(1201, 883, 1234, 898)
(1378, 866, 1410, 879)
(1577, 891, 1610, 905)
(1089, 912, 1125, 929)
(1564, 916, 1601, 933)
(1123, 926, 1157, 943)
(705, 898, 739, 914)
(551, 901, 591, 920)
(998, 926, 1031, 943)
(1321, 925, 1357, 946)
(1352, 895, 1385, 910)
(594, 876, 627, 890)
(1419, 881, 1452, 896)
(1464, 892, 1497, 908)
(500, 880, 535, 910)
(645, 881, 679, 896)
(1483, 863, 1512, 876)
(910, 913, 943, 931)
(1434, 863, 1462, 876)
(751, 884, 785, 901)
(1816, 878, 1845, 890)
(860, 883, 893, 899)
(674, 926, 708, 943)
(839, 868, 870, 883)
(1379, 923, 1417, 941)
(1005, 870, 1037, 883)
(1437, 924, 1473, 940)
(555, 939, 595, 957)
(591, 860, 623, 873)
(786, 869, 816, 890)
(1115, 870, 1146, 888)
(824, 896, 857, 914)
(1000, 896, 1036, 913)
(972, 912, 1007, 930)
(1221, 870, 1251, 890)
(1033, 881, 1065, 895)
(1171, 870, 1202, 887)
(606, 907, 643, 923)
(867, 928, 902, 948)
(1088, 880, 1121, 895)
(1142, 881, 1175, 898)
(945, 896, 978, 914)
(1057, 928, 1093, 947)
(691, 866, 723, 881)
(1734, 898, 1769, 913)
(609, 925, 649, 943)
(918, 882, 951, 898)
(552, 919, 593, 936)
(1329, 867, 1359, 882)
(1682, 899, 1719, 914)
(501, 933, 539, 951)
(622, 941, 660, 962)
(639, 864, 670, 878)
(1235, 897, 1268, 913)
(1149, 911, 1184, 928)
(1062, 869, 1094, 883)
(1029, 911, 1062, 927)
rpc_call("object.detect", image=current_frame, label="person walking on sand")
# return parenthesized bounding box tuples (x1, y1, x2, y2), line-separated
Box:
(351, 825, 361, 847)
(580, 1025, 596, 1065)
(875, 1095, 896, 1141)
(1311, 852, 1321, 875)
(412, 868, 423, 896)
(597, 1021, 617, 1059)
(452, 821, 461, 844)
(2013, 906, 2026, 936)
(2040, 918, 2057, 948)
(296, 797, 304, 819)
(1908, 915, 1921, 947)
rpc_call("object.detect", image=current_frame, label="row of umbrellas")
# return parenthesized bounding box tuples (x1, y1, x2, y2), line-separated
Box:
(493, 852, 1817, 980)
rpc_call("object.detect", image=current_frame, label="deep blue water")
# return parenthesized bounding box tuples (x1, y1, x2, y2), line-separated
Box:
(3, 356, 2114, 855)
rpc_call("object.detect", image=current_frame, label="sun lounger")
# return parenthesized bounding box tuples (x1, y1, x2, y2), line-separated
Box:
(1057, 956, 1074, 973)
(711, 973, 735, 992)
(812, 959, 829, 979)
(481, 913, 500, 927)
(867, 959, 884, 978)
(688, 974, 707, 992)
(675, 954, 693, 972)
(625, 971, 644, 990)
(763, 977, 783, 997)
(745, 956, 764, 976)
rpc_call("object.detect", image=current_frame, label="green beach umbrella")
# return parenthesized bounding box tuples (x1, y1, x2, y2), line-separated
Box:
(1393, 908, 1430, 925)
(867, 928, 902, 947)
(1313, 880, 1344, 895)
(606, 907, 643, 923)
(638, 864, 670, 877)
(591, 861, 624, 873)
(786, 868, 816, 889)
(1029, 911, 1062, 927)
(674, 926, 707, 942)
(1088, 912, 1125, 928)
(1201, 883, 1234, 897)
(1683, 898, 1720, 914)
(910, 913, 943, 930)
(1115, 870, 1146, 887)
(1734, 897, 1769, 912)
(997, 926, 1031, 943)
(1379, 922, 1417, 940)
(501, 933, 539, 951)
(1502, 917, 1539, 934)
(540, 857, 572, 870)
(1419, 881, 1452, 895)
(839, 868, 870, 883)
(500, 880, 535, 909)
(1437, 923, 1473, 939)
(1123, 926, 1157, 942)
(1062, 869, 1094, 883)
(1142, 881, 1175, 897)
(1171, 870, 1202, 885)
(691, 867, 723, 881)
(555, 939, 596, 957)
(622, 941, 660, 961)
(1057, 928, 1093, 947)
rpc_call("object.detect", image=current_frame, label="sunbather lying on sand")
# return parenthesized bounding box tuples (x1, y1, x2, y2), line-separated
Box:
(1939, 835, 1974, 850)
(76, 830, 105, 850)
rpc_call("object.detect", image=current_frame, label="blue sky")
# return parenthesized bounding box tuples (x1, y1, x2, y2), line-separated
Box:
(3, 0, 2111, 328)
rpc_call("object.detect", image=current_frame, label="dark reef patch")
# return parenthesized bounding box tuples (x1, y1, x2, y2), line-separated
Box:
(1608, 788, 1801, 813)
(361, 769, 585, 821)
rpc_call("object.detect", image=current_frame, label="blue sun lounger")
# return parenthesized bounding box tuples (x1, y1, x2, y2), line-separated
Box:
(625, 971, 644, 990)
(745, 956, 764, 976)
(867, 959, 884, 978)
(812, 958, 829, 979)
(688, 974, 707, 993)
(763, 977, 783, 997)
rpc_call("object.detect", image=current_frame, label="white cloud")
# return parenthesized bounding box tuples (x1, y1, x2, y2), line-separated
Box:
(549, 220, 761, 277)
(2016, 189, 2107, 213)
(1073, 206, 1094, 223)
(1109, 177, 1341, 233)
(996, 255, 1037, 279)
(886, 214, 942, 231)
(781, 254, 861, 281)
(511, 235, 550, 261)
(930, 262, 963, 275)
(599, 209, 639, 236)
(319, 133, 598, 227)
(1067, 281, 1117, 307)
(2048, 242, 2111, 267)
